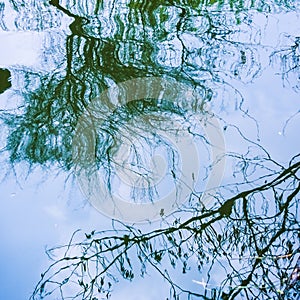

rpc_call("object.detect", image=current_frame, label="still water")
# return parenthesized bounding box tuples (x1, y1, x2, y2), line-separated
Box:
(0, 0, 299, 299)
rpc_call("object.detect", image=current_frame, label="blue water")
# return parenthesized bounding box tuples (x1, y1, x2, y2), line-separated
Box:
(0, 0, 299, 299)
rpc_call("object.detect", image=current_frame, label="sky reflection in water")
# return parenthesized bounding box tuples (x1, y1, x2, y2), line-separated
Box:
(0, 0, 299, 299)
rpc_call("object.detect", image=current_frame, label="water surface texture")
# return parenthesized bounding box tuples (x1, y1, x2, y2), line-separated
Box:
(0, 0, 299, 299)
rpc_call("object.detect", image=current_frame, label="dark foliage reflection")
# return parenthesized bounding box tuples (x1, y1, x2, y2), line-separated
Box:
(2, 0, 283, 169)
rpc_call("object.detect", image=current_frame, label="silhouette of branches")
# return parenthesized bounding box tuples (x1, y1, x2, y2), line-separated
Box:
(30, 156, 300, 299)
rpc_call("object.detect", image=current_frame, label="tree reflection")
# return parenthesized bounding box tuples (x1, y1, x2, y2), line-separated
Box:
(30, 158, 300, 299)
(2, 0, 271, 169)
(271, 35, 300, 91)
(0, 0, 299, 299)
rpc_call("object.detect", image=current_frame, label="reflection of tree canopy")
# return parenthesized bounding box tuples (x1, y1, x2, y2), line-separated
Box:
(0, 0, 299, 299)
(2, 0, 286, 169)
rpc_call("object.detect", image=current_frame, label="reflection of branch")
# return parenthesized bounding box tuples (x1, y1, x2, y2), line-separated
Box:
(271, 35, 300, 90)
(227, 181, 300, 299)
(30, 158, 300, 299)
(285, 256, 300, 292)
(282, 109, 300, 136)
(0, 2, 8, 30)
(49, 0, 77, 18)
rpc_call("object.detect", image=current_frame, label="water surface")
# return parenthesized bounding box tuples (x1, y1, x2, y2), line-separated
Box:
(0, 0, 299, 299)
